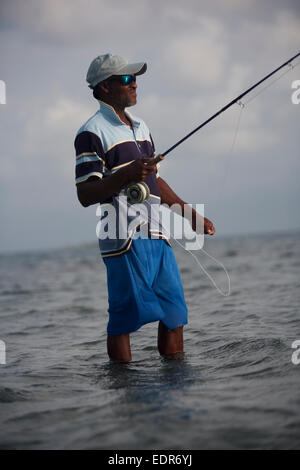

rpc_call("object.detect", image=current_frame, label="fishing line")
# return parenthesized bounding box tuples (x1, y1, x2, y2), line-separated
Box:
(158, 52, 300, 159)
(140, 198, 231, 297)
(215, 59, 300, 208)
(217, 60, 300, 197)
(215, 101, 245, 203)
(169, 235, 231, 297)
(173, 102, 244, 296)
(245, 60, 300, 105)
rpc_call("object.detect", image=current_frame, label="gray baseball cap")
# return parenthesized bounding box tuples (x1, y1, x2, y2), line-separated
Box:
(86, 53, 147, 88)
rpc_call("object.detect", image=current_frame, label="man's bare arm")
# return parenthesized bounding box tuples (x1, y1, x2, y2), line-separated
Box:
(76, 158, 156, 207)
(157, 177, 215, 235)
(77, 171, 126, 207)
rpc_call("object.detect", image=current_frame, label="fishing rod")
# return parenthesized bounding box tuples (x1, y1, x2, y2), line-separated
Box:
(126, 51, 300, 203)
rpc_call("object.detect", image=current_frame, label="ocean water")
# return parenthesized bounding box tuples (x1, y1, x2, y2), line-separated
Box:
(0, 231, 300, 450)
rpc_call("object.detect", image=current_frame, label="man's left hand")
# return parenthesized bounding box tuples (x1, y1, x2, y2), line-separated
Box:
(204, 217, 215, 235)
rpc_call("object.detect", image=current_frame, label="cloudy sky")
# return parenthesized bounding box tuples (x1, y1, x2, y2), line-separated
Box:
(0, 0, 299, 253)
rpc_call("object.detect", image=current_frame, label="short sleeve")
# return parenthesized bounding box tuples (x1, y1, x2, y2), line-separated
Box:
(74, 131, 105, 184)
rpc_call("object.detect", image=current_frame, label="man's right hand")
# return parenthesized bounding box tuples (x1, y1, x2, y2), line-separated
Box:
(119, 158, 157, 184)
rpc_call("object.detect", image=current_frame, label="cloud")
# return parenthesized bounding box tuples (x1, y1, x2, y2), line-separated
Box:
(0, 0, 150, 46)
(23, 97, 93, 154)
(1, 0, 300, 251)
(158, 23, 227, 89)
(15, 97, 95, 206)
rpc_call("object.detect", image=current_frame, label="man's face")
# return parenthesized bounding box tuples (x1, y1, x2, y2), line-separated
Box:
(104, 74, 137, 109)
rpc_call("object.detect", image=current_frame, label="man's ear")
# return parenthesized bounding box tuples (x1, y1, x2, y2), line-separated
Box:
(98, 80, 110, 95)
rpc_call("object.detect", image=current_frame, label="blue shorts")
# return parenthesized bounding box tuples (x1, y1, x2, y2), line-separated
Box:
(103, 238, 188, 335)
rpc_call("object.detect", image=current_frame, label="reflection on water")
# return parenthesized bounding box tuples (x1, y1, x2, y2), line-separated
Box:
(88, 356, 208, 449)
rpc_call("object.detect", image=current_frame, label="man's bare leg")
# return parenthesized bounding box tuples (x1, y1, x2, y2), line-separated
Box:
(157, 321, 184, 357)
(107, 334, 132, 362)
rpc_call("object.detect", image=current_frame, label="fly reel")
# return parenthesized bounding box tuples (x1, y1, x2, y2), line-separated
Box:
(125, 154, 165, 204)
(126, 182, 150, 204)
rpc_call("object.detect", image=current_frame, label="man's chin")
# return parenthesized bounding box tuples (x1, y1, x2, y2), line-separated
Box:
(127, 98, 137, 107)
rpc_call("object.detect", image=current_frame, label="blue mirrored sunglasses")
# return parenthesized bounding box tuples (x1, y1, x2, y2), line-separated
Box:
(108, 75, 136, 86)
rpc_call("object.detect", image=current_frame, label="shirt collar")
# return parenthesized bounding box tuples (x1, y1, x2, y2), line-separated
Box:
(98, 100, 140, 129)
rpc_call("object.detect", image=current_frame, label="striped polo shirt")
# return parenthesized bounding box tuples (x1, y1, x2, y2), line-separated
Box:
(74, 100, 168, 257)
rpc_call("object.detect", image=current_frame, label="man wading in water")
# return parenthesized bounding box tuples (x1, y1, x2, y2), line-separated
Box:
(75, 54, 215, 362)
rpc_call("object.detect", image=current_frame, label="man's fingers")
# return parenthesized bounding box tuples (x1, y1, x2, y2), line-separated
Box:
(150, 154, 164, 165)
(142, 166, 156, 174)
(142, 155, 164, 166)
(142, 157, 155, 165)
(204, 218, 215, 235)
(139, 169, 155, 180)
